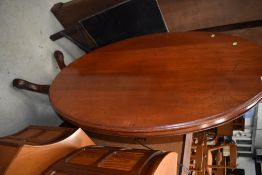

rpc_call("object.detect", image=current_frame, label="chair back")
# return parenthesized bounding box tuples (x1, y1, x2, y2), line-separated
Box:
(0, 126, 75, 145)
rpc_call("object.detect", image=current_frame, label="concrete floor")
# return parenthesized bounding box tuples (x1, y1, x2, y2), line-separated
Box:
(0, 0, 84, 136)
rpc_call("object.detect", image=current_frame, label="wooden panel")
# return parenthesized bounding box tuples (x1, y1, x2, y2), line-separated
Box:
(1, 126, 75, 145)
(11, 128, 42, 138)
(217, 122, 233, 137)
(68, 148, 109, 166)
(98, 151, 145, 171)
(158, 0, 262, 31)
(80, 0, 167, 47)
(44, 146, 178, 175)
(91, 134, 184, 175)
(224, 27, 262, 46)
(0, 145, 19, 175)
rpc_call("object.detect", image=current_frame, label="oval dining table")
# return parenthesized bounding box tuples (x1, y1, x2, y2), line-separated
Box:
(49, 32, 262, 138)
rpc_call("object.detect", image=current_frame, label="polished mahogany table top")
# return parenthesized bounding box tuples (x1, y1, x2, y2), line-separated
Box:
(50, 32, 262, 137)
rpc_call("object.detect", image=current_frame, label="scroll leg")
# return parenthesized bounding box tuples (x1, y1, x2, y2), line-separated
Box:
(54, 50, 66, 70)
(13, 78, 50, 94)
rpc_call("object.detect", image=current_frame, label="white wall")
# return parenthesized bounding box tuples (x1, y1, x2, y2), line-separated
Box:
(237, 157, 256, 175)
(0, 0, 84, 136)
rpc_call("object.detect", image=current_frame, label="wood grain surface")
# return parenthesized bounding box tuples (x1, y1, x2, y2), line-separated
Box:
(44, 146, 178, 175)
(50, 32, 262, 137)
(158, 0, 262, 32)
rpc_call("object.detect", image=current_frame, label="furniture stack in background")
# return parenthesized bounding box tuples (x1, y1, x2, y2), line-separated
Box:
(189, 116, 246, 175)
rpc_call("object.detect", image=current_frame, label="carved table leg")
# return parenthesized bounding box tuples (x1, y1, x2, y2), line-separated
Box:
(13, 79, 50, 94)
(54, 50, 66, 70)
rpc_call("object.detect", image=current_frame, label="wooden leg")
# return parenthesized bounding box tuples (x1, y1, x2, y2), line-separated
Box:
(13, 79, 50, 94)
(54, 50, 66, 70)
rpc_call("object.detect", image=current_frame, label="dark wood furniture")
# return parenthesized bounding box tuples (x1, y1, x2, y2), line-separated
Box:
(49, 32, 262, 137)
(44, 145, 178, 175)
(217, 116, 245, 137)
(12, 79, 50, 94)
(217, 123, 234, 137)
(50, 0, 168, 52)
(158, 0, 262, 32)
(0, 125, 94, 175)
(232, 116, 245, 131)
(51, 0, 262, 47)
(51, 0, 262, 33)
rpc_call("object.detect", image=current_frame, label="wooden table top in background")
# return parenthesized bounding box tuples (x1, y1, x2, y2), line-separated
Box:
(50, 32, 262, 137)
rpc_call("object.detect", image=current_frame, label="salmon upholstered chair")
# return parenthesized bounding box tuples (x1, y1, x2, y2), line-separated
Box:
(0, 125, 94, 175)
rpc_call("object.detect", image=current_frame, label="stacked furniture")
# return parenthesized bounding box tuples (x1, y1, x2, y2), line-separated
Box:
(189, 117, 243, 175)
(50, 0, 168, 52)
(207, 143, 237, 175)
